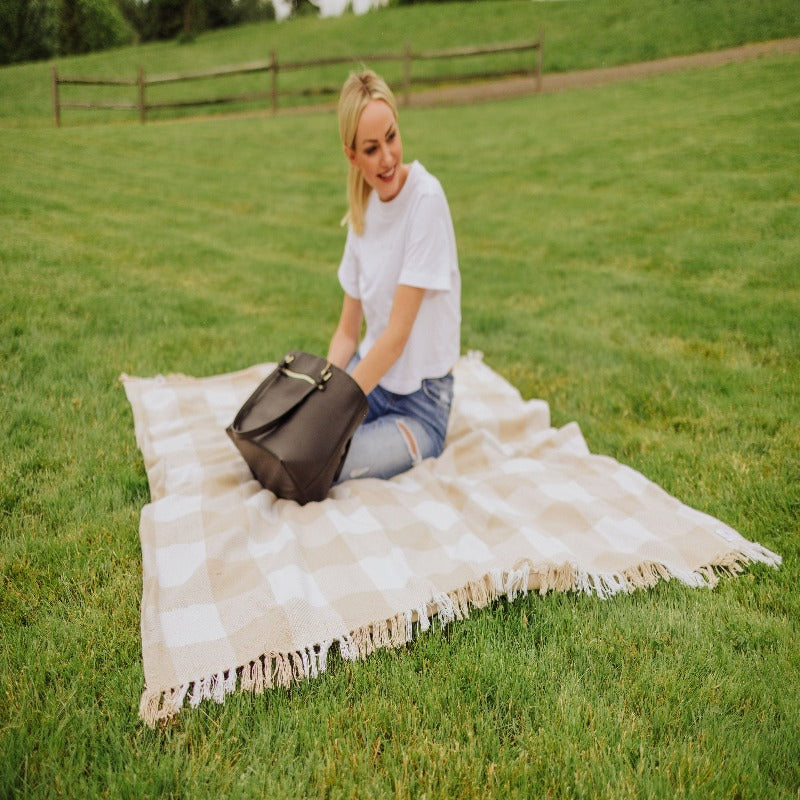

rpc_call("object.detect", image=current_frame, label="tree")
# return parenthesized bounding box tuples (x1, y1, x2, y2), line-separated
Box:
(58, 0, 132, 54)
(0, 0, 58, 65)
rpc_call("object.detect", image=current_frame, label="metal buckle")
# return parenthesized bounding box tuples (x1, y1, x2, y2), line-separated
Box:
(316, 361, 333, 389)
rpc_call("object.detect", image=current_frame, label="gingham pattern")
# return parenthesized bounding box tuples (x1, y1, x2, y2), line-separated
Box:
(121, 353, 780, 725)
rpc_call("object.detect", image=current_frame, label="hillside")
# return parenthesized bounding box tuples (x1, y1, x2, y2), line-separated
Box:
(1, 0, 799, 127)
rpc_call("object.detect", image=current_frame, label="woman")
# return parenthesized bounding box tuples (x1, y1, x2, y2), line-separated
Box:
(327, 70, 461, 483)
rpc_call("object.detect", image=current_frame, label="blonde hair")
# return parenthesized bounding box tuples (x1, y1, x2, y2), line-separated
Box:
(338, 69, 399, 236)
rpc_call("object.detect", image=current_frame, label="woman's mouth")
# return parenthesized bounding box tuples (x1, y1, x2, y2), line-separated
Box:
(379, 166, 396, 181)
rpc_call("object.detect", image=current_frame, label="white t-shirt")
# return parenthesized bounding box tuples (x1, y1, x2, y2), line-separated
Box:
(337, 161, 461, 395)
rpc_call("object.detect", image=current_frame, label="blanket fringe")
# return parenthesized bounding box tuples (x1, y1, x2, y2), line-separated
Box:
(139, 543, 781, 727)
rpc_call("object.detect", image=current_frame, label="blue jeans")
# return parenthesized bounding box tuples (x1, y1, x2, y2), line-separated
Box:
(335, 362, 454, 483)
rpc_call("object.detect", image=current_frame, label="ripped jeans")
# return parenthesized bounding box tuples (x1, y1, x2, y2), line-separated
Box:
(335, 359, 454, 484)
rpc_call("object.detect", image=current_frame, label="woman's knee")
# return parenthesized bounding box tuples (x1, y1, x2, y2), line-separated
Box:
(336, 415, 434, 483)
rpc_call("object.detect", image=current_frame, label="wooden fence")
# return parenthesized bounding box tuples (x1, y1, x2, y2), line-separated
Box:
(51, 35, 543, 126)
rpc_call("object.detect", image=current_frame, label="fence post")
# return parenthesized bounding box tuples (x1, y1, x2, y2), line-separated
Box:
(270, 50, 278, 113)
(52, 66, 61, 127)
(137, 67, 146, 123)
(402, 42, 412, 107)
(536, 28, 544, 93)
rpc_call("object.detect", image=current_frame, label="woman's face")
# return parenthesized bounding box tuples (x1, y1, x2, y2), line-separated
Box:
(346, 99, 408, 202)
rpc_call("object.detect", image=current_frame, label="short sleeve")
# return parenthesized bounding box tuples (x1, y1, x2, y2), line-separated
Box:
(337, 227, 361, 299)
(398, 192, 454, 292)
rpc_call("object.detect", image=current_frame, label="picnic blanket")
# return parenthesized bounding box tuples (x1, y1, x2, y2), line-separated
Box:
(121, 353, 780, 726)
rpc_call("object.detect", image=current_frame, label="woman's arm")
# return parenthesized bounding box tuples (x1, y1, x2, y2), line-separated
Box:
(350, 284, 425, 395)
(327, 293, 363, 370)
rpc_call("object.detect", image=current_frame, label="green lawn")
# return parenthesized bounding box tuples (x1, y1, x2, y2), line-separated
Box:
(2, 3, 799, 798)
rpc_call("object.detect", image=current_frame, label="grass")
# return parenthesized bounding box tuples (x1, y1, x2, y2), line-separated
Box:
(2, 2, 800, 797)
(1, 0, 799, 126)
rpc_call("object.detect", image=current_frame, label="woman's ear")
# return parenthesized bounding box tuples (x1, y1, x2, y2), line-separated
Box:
(344, 145, 356, 166)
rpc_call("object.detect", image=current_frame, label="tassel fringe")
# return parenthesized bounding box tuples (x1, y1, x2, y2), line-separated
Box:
(139, 543, 781, 727)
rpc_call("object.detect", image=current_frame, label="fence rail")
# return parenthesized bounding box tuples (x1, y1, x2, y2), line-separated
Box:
(51, 34, 543, 126)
